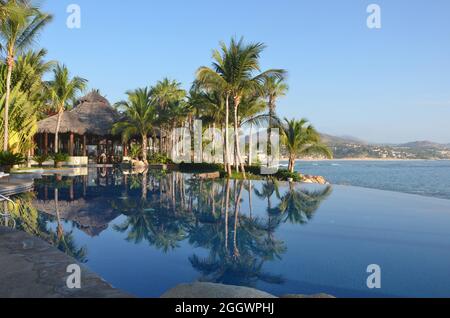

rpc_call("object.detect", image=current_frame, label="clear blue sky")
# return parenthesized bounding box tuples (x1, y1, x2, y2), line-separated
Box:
(39, 0, 450, 143)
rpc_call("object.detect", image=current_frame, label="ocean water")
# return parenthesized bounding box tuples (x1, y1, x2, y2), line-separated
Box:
(290, 160, 450, 200)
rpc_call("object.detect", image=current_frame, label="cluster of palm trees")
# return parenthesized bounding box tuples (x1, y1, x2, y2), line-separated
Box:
(1, 1, 331, 174)
(0, 0, 87, 156)
(114, 37, 332, 177)
(112, 79, 188, 163)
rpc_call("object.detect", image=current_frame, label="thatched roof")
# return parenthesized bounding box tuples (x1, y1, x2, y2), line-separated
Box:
(37, 112, 89, 135)
(37, 91, 120, 136)
(33, 197, 121, 237)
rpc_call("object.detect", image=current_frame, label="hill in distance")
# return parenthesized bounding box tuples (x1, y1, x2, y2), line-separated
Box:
(319, 135, 450, 160)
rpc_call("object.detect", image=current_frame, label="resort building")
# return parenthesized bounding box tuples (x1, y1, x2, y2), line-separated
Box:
(35, 91, 126, 165)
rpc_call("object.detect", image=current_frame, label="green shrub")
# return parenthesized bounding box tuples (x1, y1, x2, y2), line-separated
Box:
(245, 165, 263, 175)
(0, 151, 26, 168)
(129, 144, 142, 160)
(51, 153, 69, 167)
(273, 169, 302, 182)
(148, 153, 173, 164)
(33, 154, 50, 167)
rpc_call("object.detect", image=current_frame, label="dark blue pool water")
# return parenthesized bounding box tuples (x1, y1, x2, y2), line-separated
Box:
(5, 169, 450, 297)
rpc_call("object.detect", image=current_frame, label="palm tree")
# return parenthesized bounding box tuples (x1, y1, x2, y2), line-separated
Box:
(280, 118, 333, 173)
(0, 2, 6, 20)
(264, 76, 288, 159)
(189, 82, 227, 164)
(113, 87, 157, 163)
(264, 76, 288, 125)
(0, 0, 52, 151)
(0, 1, 22, 22)
(196, 61, 232, 176)
(151, 78, 186, 156)
(45, 64, 87, 153)
(197, 38, 286, 178)
(0, 49, 53, 153)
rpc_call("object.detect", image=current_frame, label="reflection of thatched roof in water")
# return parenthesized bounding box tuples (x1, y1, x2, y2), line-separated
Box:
(37, 91, 121, 136)
(33, 197, 121, 237)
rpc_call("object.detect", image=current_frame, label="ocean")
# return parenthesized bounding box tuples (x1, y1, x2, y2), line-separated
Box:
(290, 160, 450, 200)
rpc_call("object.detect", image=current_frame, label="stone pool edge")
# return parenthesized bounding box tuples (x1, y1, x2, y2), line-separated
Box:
(0, 226, 131, 298)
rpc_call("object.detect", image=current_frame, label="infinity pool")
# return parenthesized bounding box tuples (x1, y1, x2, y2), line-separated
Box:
(3, 168, 450, 297)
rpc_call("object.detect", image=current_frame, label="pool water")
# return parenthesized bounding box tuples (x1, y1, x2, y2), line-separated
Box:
(3, 168, 450, 297)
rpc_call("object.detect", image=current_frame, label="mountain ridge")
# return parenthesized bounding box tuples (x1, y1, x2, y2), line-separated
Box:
(320, 134, 450, 159)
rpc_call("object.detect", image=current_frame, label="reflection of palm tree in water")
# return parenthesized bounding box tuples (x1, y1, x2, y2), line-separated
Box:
(0, 200, 15, 228)
(3, 187, 87, 263)
(189, 179, 286, 287)
(54, 188, 64, 240)
(112, 197, 190, 252)
(112, 173, 192, 252)
(233, 180, 244, 258)
(53, 187, 88, 262)
(274, 183, 333, 224)
(254, 180, 281, 241)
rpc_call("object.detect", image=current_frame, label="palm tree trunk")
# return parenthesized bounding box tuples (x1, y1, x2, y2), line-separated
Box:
(212, 122, 216, 163)
(142, 134, 148, 163)
(141, 170, 148, 199)
(224, 178, 230, 249)
(233, 99, 246, 179)
(268, 103, 274, 158)
(171, 122, 176, 160)
(224, 94, 231, 177)
(233, 180, 244, 257)
(54, 107, 64, 153)
(3, 56, 13, 152)
(289, 155, 295, 173)
(248, 180, 253, 218)
(248, 124, 253, 165)
(234, 142, 238, 173)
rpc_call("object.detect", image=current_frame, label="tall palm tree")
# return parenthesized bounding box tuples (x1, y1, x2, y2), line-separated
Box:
(280, 118, 333, 173)
(188, 83, 225, 163)
(113, 87, 157, 163)
(196, 59, 233, 176)
(0, 49, 53, 153)
(264, 76, 288, 126)
(264, 76, 288, 160)
(197, 38, 286, 178)
(0, 0, 52, 151)
(45, 64, 87, 153)
(151, 78, 186, 156)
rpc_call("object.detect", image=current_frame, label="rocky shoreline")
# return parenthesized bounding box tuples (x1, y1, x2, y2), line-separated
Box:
(302, 175, 329, 185)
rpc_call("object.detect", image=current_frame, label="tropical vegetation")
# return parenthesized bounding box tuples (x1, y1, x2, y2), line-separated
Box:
(280, 118, 333, 172)
(0, 0, 52, 151)
(0, 1, 331, 178)
(45, 64, 87, 153)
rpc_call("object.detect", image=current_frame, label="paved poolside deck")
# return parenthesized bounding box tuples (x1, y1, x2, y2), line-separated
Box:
(0, 227, 130, 298)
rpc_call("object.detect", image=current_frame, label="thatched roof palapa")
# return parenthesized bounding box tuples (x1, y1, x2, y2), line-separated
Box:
(37, 91, 121, 136)
(33, 197, 121, 237)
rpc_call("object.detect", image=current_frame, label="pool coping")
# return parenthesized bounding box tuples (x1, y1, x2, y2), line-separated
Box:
(0, 226, 132, 298)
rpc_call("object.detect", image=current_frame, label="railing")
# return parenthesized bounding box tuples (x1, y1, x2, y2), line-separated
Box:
(0, 194, 17, 229)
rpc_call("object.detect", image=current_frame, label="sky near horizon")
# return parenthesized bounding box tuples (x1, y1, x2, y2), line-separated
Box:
(37, 0, 450, 143)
